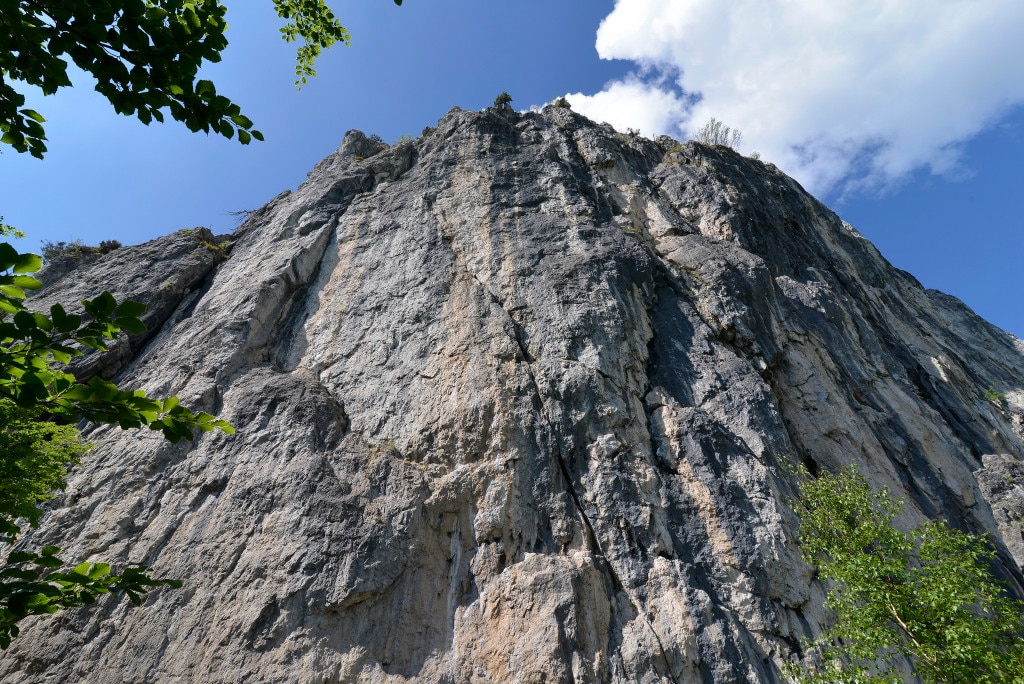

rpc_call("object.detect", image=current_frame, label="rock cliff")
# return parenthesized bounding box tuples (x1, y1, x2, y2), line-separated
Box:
(3, 105, 1023, 683)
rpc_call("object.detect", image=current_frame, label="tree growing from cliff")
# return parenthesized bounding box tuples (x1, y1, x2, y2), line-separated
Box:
(694, 118, 743, 149)
(0, 240, 233, 647)
(1, 0, 403, 158)
(787, 465, 1024, 683)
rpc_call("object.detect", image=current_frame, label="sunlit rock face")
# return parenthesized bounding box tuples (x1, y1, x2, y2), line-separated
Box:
(4, 106, 1023, 683)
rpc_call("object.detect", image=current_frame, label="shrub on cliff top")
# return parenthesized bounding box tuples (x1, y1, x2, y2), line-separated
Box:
(40, 239, 122, 264)
(694, 118, 743, 149)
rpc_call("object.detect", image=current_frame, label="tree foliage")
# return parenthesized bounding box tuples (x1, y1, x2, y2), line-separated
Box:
(0, 0, 403, 158)
(0, 243, 232, 439)
(0, 220, 24, 240)
(0, 548, 178, 649)
(272, 0, 403, 86)
(0, 399, 85, 537)
(788, 465, 1024, 683)
(694, 117, 743, 149)
(0, 398, 178, 649)
(0, 240, 233, 646)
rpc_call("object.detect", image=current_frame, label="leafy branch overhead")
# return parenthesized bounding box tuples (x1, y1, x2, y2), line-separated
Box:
(0, 0, 403, 158)
(0, 238, 233, 646)
(0, 243, 233, 441)
(274, 0, 402, 86)
(0, 544, 181, 648)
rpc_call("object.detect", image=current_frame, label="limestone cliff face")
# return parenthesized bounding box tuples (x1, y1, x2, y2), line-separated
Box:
(3, 106, 1024, 683)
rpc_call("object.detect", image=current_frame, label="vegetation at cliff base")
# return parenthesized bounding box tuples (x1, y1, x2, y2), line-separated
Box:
(0, 399, 85, 533)
(0, 399, 180, 650)
(787, 465, 1024, 683)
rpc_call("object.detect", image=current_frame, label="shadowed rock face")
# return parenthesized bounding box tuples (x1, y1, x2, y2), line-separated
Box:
(3, 106, 1023, 683)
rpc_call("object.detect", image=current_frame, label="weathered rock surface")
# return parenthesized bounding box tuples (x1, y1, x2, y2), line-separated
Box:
(976, 453, 1024, 565)
(3, 105, 1024, 683)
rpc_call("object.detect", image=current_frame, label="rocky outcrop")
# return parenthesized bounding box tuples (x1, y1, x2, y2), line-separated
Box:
(31, 227, 231, 381)
(976, 453, 1024, 565)
(3, 105, 1023, 683)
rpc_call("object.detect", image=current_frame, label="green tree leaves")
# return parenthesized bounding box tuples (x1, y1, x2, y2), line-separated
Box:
(0, 399, 86, 540)
(1, 0, 403, 158)
(274, 0, 348, 86)
(0, 239, 232, 647)
(0, 220, 26, 241)
(0, 402, 178, 650)
(0, 397, 182, 650)
(0, 242, 234, 440)
(0, 546, 181, 649)
(788, 466, 1024, 683)
(2, 0, 234, 156)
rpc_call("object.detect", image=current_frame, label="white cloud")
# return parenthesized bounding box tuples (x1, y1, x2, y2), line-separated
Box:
(566, 78, 688, 139)
(572, 0, 1024, 196)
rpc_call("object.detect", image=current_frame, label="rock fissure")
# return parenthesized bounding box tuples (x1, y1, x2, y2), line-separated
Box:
(459, 257, 617, 575)
(455, 247, 684, 680)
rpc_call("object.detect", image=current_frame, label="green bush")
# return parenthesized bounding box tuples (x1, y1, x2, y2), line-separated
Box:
(787, 465, 1024, 683)
(0, 400, 87, 539)
(40, 239, 122, 263)
(367, 133, 389, 155)
(984, 383, 1008, 403)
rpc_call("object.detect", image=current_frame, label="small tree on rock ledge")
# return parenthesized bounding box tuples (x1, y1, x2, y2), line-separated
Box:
(694, 117, 743, 149)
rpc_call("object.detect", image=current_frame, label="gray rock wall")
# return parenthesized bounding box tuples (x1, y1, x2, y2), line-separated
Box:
(3, 106, 1023, 683)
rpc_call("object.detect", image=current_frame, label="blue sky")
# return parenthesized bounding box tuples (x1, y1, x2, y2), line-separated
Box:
(2, 0, 1022, 337)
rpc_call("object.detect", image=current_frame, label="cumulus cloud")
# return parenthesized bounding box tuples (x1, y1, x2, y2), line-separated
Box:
(566, 78, 688, 139)
(571, 0, 1024, 196)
